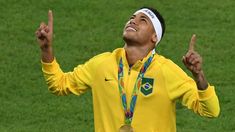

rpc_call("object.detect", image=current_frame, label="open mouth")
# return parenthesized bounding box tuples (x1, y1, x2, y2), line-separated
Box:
(126, 26, 137, 32)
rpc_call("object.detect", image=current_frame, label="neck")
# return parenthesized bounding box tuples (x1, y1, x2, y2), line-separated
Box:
(124, 44, 153, 66)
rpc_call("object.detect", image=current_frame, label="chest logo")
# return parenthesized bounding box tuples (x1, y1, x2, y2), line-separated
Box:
(140, 77, 154, 96)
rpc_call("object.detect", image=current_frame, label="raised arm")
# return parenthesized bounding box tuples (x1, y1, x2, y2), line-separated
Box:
(35, 10, 54, 63)
(35, 10, 92, 96)
(182, 34, 208, 90)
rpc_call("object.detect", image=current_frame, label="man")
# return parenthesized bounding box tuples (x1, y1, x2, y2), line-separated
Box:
(35, 7, 220, 132)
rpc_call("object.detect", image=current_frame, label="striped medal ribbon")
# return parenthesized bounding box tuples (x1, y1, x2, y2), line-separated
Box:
(118, 50, 155, 127)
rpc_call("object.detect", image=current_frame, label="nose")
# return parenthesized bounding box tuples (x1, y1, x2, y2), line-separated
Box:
(129, 18, 137, 25)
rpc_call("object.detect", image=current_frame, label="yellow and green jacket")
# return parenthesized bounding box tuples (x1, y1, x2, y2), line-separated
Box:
(42, 48, 220, 132)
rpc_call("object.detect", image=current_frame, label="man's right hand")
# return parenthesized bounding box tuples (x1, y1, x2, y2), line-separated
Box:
(35, 10, 54, 63)
(35, 10, 53, 50)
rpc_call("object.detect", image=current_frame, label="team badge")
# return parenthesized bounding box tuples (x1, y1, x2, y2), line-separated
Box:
(140, 77, 154, 96)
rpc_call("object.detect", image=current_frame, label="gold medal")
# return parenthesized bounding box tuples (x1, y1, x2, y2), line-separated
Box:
(119, 124, 134, 132)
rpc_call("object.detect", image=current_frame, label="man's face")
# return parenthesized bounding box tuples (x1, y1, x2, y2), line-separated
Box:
(123, 12, 156, 46)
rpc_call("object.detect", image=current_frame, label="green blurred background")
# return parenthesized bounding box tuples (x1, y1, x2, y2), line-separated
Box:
(0, 0, 234, 131)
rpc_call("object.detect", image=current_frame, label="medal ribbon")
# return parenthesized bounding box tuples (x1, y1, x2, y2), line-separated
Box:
(118, 50, 155, 124)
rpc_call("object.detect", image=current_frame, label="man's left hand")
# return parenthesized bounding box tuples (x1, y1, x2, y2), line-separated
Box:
(182, 34, 208, 90)
(182, 34, 202, 74)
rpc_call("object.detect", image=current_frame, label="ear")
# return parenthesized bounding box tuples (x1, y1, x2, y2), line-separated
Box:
(151, 33, 157, 44)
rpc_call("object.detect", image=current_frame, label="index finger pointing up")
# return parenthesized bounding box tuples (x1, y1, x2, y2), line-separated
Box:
(189, 34, 196, 51)
(48, 10, 53, 31)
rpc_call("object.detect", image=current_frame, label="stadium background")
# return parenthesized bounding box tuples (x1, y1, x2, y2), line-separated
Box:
(0, 0, 234, 131)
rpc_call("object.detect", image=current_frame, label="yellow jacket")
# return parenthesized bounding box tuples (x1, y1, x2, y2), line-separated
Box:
(42, 48, 220, 132)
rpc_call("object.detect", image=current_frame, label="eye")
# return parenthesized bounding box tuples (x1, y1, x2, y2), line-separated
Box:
(129, 16, 134, 20)
(141, 18, 147, 23)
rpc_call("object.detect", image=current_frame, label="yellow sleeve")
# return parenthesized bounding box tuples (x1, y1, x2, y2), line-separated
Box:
(41, 58, 93, 96)
(162, 60, 220, 117)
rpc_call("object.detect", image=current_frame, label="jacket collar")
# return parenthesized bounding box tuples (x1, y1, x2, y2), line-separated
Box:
(120, 48, 155, 71)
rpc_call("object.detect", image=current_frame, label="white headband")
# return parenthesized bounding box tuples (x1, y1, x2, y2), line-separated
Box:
(134, 8, 163, 44)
